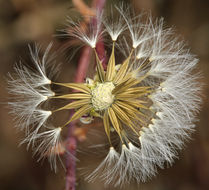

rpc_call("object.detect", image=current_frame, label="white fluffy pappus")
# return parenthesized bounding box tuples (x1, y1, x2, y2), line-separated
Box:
(8, 43, 62, 171)
(65, 11, 104, 48)
(21, 127, 62, 172)
(7, 4, 202, 187)
(7, 43, 57, 133)
(71, 6, 202, 186)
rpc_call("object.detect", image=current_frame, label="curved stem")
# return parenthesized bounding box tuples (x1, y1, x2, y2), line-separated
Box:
(65, 1, 106, 190)
(65, 118, 77, 190)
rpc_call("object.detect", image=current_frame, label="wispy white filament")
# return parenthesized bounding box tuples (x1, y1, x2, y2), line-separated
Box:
(8, 43, 61, 171)
(103, 6, 126, 41)
(86, 147, 119, 184)
(82, 5, 202, 186)
(22, 127, 62, 172)
(8, 78, 53, 133)
(7, 43, 57, 134)
(66, 12, 103, 48)
(7, 3, 202, 186)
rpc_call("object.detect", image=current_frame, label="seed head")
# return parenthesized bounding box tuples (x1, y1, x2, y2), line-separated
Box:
(8, 4, 202, 187)
(91, 82, 115, 111)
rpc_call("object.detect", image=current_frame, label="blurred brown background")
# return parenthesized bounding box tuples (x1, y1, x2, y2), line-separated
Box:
(0, 0, 209, 190)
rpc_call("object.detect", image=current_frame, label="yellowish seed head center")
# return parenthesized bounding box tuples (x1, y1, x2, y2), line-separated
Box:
(91, 82, 115, 111)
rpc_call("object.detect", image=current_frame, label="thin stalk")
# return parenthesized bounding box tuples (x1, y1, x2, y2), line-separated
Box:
(65, 0, 106, 190)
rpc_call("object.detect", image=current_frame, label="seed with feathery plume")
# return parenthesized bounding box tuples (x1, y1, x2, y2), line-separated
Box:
(7, 5, 202, 186)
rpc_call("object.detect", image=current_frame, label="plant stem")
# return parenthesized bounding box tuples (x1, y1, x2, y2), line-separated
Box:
(65, 0, 106, 190)
(65, 119, 77, 190)
(65, 46, 92, 190)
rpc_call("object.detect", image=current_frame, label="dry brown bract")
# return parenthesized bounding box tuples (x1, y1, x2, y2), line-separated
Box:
(51, 42, 151, 145)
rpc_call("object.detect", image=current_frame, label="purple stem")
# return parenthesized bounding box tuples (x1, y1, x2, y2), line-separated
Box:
(65, 119, 77, 190)
(65, 47, 92, 190)
(65, 0, 106, 190)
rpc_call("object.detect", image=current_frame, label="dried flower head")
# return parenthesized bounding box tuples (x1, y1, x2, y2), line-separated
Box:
(8, 5, 202, 187)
